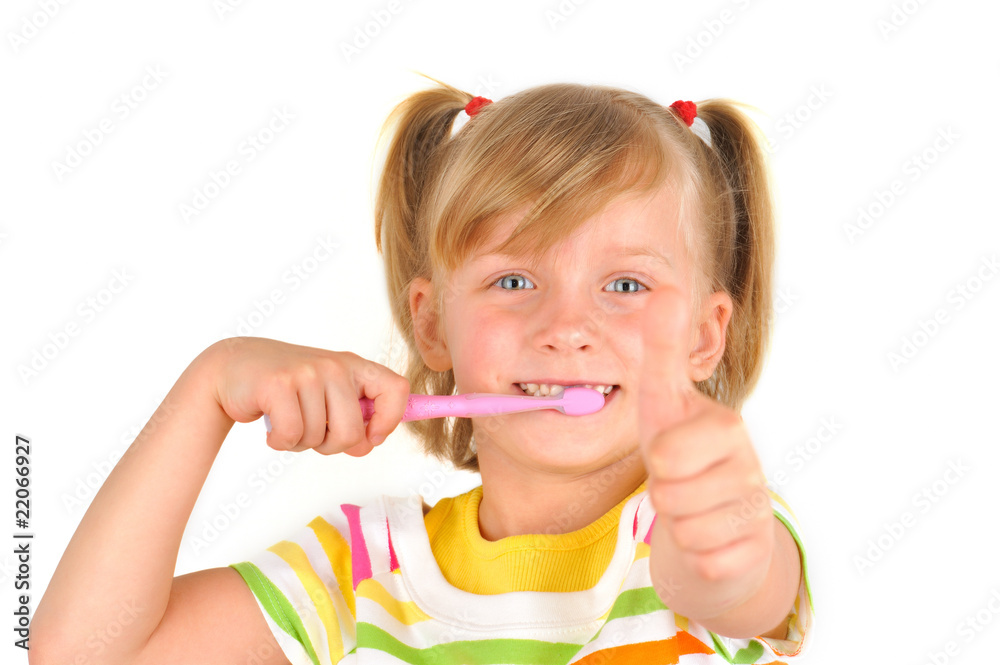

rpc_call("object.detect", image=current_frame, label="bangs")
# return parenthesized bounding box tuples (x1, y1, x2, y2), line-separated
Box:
(424, 83, 692, 277)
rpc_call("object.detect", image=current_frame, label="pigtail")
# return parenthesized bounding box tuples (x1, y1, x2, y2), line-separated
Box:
(373, 73, 480, 471)
(693, 100, 776, 411)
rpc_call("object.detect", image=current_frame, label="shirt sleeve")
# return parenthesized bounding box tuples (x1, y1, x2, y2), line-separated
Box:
(707, 488, 814, 662)
(229, 511, 358, 665)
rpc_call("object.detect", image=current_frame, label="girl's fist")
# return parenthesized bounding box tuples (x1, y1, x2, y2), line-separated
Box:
(206, 337, 410, 457)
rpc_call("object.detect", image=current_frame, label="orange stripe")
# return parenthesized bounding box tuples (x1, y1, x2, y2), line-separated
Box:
(573, 631, 713, 664)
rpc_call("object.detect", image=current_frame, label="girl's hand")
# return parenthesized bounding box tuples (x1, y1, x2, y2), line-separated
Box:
(638, 284, 774, 590)
(207, 337, 410, 457)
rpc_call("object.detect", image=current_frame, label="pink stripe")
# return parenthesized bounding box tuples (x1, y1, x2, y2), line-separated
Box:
(386, 517, 399, 572)
(341, 504, 371, 589)
(632, 511, 639, 539)
(643, 514, 657, 545)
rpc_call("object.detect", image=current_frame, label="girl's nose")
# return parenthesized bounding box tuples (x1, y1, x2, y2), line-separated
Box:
(533, 293, 604, 352)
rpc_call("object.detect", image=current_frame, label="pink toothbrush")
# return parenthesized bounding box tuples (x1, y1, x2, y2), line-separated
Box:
(263, 387, 605, 433)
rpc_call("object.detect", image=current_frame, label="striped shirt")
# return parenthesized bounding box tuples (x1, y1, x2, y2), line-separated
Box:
(230, 482, 812, 664)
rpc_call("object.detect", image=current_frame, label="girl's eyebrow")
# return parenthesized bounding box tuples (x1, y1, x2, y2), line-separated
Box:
(613, 245, 672, 269)
(472, 245, 672, 268)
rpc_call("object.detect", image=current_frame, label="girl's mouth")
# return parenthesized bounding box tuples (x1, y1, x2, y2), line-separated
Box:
(514, 383, 620, 401)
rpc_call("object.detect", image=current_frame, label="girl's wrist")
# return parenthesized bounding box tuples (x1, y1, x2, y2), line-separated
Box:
(651, 513, 775, 631)
(193, 338, 239, 422)
(172, 340, 238, 435)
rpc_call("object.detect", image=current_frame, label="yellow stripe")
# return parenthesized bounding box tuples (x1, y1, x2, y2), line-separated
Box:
(634, 541, 650, 560)
(308, 517, 356, 618)
(268, 540, 345, 664)
(675, 614, 690, 631)
(357, 578, 433, 626)
(767, 488, 798, 522)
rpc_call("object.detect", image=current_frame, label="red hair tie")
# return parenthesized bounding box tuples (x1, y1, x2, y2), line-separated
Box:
(669, 100, 697, 127)
(465, 96, 493, 117)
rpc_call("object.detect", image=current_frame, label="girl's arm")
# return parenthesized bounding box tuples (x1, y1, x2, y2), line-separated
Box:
(30, 337, 408, 665)
(649, 512, 801, 639)
(28, 342, 263, 664)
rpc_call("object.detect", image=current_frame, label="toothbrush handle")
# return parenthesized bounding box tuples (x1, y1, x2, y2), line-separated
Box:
(265, 393, 552, 433)
(359, 394, 457, 422)
(359, 393, 561, 422)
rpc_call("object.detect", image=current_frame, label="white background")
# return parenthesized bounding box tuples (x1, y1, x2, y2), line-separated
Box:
(3, 1, 999, 663)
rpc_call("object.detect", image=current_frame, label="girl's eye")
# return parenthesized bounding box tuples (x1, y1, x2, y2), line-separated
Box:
(494, 274, 534, 290)
(606, 277, 647, 293)
(494, 274, 647, 293)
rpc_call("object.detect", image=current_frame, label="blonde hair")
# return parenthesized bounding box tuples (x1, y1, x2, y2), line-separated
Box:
(373, 73, 775, 473)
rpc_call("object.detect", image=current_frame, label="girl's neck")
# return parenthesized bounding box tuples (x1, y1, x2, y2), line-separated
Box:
(475, 447, 648, 541)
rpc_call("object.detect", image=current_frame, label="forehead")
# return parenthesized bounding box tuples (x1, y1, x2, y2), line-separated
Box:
(470, 185, 683, 268)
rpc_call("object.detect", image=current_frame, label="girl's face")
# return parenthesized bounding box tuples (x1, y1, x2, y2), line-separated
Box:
(412, 184, 728, 477)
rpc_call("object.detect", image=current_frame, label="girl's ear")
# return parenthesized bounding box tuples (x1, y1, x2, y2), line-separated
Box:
(409, 277, 453, 372)
(688, 290, 733, 382)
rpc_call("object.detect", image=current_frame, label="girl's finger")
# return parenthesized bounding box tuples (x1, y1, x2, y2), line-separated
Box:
(651, 455, 760, 518)
(321, 377, 368, 452)
(639, 283, 696, 445)
(342, 440, 376, 458)
(265, 388, 305, 452)
(359, 367, 409, 446)
(645, 408, 744, 482)
(298, 381, 330, 450)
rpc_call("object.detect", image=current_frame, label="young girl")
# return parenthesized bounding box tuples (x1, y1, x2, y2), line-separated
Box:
(31, 76, 813, 664)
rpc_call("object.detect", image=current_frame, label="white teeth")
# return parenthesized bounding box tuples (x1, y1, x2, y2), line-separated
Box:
(518, 383, 615, 397)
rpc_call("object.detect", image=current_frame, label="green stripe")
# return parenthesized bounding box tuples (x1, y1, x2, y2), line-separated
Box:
(606, 586, 668, 622)
(709, 631, 735, 662)
(773, 511, 814, 612)
(357, 622, 582, 664)
(708, 633, 766, 664)
(583, 586, 668, 644)
(705, 507, 814, 663)
(230, 561, 322, 665)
